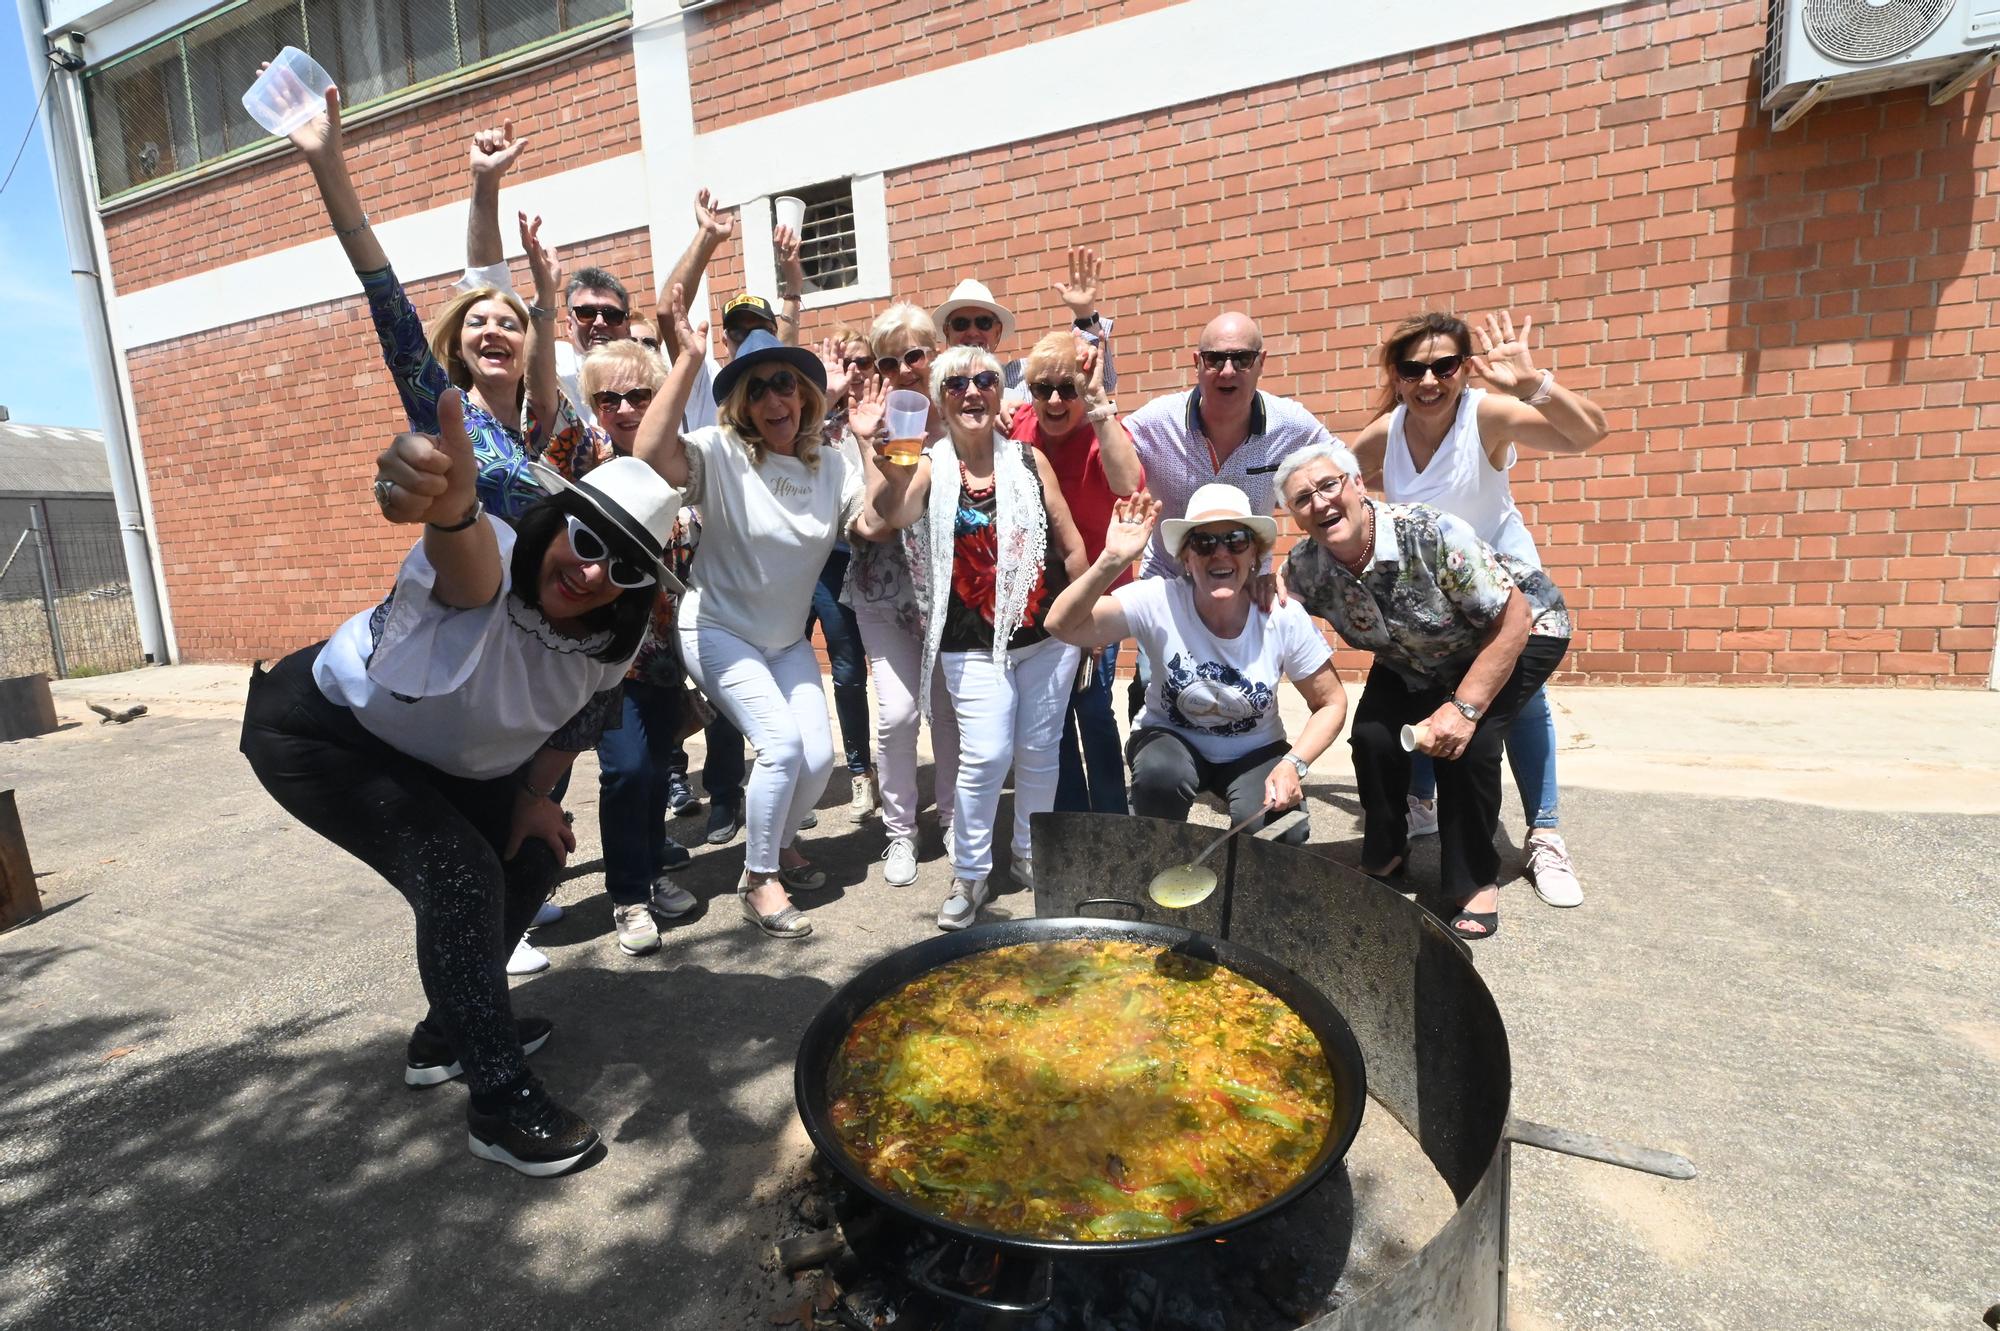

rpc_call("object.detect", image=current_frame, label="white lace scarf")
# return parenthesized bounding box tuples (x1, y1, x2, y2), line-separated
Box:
(907, 429, 1048, 721)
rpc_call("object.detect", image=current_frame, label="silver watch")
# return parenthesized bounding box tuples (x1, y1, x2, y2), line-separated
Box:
(1284, 754, 1310, 780)
(1448, 696, 1483, 721)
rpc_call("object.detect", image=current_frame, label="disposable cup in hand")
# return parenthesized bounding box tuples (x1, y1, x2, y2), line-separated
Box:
(242, 46, 333, 137)
(773, 195, 807, 236)
(1400, 723, 1433, 754)
(884, 390, 930, 466)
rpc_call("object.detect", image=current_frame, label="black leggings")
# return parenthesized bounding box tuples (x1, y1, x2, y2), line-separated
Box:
(1348, 636, 1569, 899)
(239, 645, 558, 1094)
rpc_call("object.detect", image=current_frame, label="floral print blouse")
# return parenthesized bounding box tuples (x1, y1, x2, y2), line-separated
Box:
(1285, 500, 1571, 688)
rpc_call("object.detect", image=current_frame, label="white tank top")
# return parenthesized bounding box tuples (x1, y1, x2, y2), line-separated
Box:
(1383, 387, 1541, 567)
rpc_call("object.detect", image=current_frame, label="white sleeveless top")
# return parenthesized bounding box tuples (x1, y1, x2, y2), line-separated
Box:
(1383, 387, 1541, 567)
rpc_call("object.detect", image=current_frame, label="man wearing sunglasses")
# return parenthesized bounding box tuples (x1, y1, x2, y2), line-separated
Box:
(1122, 311, 1337, 583)
(933, 249, 1117, 411)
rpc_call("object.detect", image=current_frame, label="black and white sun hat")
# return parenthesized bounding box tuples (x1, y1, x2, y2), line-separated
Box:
(525, 457, 686, 594)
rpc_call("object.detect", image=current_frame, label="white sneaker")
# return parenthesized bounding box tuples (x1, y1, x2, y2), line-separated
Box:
(613, 901, 662, 956)
(1526, 831, 1584, 908)
(506, 937, 550, 975)
(937, 877, 990, 931)
(532, 900, 564, 927)
(1009, 855, 1035, 890)
(882, 836, 919, 887)
(1407, 796, 1439, 838)
(850, 772, 879, 815)
(649, 875, 697, 919)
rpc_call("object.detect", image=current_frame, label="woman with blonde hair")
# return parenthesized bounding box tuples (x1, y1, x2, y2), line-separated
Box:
(631, 289, 858, 940)
(841, 303, 960, 890)
(854, 345, 1086, 931)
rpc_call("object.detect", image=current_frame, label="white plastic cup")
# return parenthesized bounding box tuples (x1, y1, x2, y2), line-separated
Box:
(773, 195, 807, 236)
(1400, 723, 1433, 754)
(241, 46, 334, 137)
(883, 390, 931, 466)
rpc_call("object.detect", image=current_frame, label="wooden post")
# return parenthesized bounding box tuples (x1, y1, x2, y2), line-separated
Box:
(0, 790, 40, 930)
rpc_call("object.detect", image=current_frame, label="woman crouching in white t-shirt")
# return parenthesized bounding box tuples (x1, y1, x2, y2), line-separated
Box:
(636, 291, 864, 939)
(1046, 484, 1348, 843)
(240, 390, 683, 1177)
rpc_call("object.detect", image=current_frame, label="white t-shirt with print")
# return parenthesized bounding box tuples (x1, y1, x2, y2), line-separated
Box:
(1113, 576, 1333, 762)
(678, 425, 863, 652)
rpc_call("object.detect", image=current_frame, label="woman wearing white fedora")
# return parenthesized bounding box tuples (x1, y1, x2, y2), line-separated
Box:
(1046, 483, 1347, 844)
(934, 248, 1117, 410)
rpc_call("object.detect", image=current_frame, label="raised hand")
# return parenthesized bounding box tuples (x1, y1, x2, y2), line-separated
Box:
(666, 284, 709, 368)
(470, 121, 527, 180)
(847, 372, 890, 445)
(433, 388, 480, 519)
(1078, 339, 1106, 406)
(693, 188, 736, 245)
(775, 225, 806, 297)
(373, 431, 451, 524)
(1468, 311, 1538, 399)
(1053, 246, 1102, 318)
(1101, 491, 1160, 565)
(816, 336, 851, 403)
(519, 212, 560, 302)
(277, 77, 343, 164)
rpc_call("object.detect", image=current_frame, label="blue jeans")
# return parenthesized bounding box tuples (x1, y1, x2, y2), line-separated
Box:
(1056, 642, 1128, 814)
(1409, 684, 1559, 829)
(806, 548, 872, 775)
(597, 680, 691, 906)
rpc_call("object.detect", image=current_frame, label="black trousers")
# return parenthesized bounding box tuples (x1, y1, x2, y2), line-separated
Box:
(1127, 729, 1311, 846)
(239, 646, 559, 1094)
(1348, 636, 1569, 898)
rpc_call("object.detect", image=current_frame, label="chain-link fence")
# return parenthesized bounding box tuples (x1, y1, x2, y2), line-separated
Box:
(0, 516, 145, 680)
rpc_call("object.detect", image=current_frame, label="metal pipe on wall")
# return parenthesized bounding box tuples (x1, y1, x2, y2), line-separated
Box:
(12, 0, 175, 666)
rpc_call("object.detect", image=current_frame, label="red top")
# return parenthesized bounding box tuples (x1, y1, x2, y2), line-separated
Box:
(1009, 402, 1142, 589)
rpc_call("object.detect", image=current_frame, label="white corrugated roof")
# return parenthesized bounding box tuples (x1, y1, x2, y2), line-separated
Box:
(0, 421, 112, 497)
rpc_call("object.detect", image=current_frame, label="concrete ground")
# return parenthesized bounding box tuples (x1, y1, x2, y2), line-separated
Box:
(2, 667, 1996, 1330)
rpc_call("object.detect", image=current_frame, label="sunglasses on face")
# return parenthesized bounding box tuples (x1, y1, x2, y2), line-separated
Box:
(570, 304, 629, 326)
(1028, 380, 1080, 403)
(875, 347, 929, 376)
(1199, 349, 1260, 371)
(842, 355, 874, 372)
(638, 337, 660, 351)
(949, 314, 998, 333)
(1186, 528, 1257, 557)
(746, 368, 800, 403)
(592, 387, 654, 413)
(1286, 473, 1350, 509)
(942, 371, 1003, 397)
(1396, 354, 1464, 383)
(564, 514, 656, 589)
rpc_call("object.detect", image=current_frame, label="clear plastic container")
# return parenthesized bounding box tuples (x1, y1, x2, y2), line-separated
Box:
(241, 46, 333, 137)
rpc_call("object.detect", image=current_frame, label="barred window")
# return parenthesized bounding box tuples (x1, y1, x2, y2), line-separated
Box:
(84, 0, 628, 199)
(791, 180, 859, 296)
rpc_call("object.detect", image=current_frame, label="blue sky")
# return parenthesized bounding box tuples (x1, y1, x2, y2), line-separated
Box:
(2, 23, 101, 431)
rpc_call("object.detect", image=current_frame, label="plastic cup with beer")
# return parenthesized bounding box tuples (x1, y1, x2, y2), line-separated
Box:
(884, 390, 930, 467)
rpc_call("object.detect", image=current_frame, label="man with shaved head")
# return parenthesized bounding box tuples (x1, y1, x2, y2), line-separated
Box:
(1122, 312, 1338, 580)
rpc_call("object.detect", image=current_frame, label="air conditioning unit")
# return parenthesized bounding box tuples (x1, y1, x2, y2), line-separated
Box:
(1762, 0, 2000, 128)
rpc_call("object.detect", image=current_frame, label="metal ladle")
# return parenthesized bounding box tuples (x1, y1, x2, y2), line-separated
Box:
(1146, 803, 1272, 908)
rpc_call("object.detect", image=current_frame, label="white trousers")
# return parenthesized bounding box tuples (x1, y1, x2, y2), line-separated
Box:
(855, 606, 959, 841)
(940, 636, 1079, 881)
(681, 625, 833, 876)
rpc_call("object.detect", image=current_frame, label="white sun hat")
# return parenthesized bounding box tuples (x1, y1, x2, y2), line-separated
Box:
(932, 278, 1017, 342)
(525, 456, 686, 593)
(1161, 482, 1280, 559)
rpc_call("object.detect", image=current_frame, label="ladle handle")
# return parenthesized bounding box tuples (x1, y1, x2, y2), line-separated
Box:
(1504, 1117, 1697, 1180)
(1190, 803, 1273, 868)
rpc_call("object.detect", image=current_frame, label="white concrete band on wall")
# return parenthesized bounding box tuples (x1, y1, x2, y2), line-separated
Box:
(103, 0, 1612, 349)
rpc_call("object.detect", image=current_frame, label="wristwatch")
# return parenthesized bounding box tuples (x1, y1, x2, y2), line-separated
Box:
(1073, 312, 1101, 330)
(1283, 754, 1310, 781)
(1447, 696, 1484, 721)
(428, 499, 484, 533)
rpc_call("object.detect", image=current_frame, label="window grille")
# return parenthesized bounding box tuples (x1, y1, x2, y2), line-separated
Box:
(791, 179, 860, 295)
(83, 0, 628, 199)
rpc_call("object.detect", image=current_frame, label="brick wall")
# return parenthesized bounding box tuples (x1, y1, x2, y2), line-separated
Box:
(780, 0, 1998, 686)
(685, 0, 1175, 133)
(103, 39, 642, 294)
(126, 229, 655, 661)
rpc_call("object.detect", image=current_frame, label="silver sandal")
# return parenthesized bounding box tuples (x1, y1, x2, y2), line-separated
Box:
(739, 875, 812, 938)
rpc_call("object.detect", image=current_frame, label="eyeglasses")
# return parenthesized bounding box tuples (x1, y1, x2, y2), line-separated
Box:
(875, 347, 929, 375)
(745, 368, 800, 402)
(564, 514, 656, 589)
(571, 304, 628, 325)
(1199, 349, 1260, 371)
(1186, 528, 1257, 556)
(591, 387, 654, 413)
(1395, 354, 1464, 383)
(949, 314, 998, 333)
(1285, 474, 1350, 509)
(842, 356, 874, 372)
(1028, 380, 1080, 402)
(638, 337, 660, 351)
(942, 371, 1002, 397)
